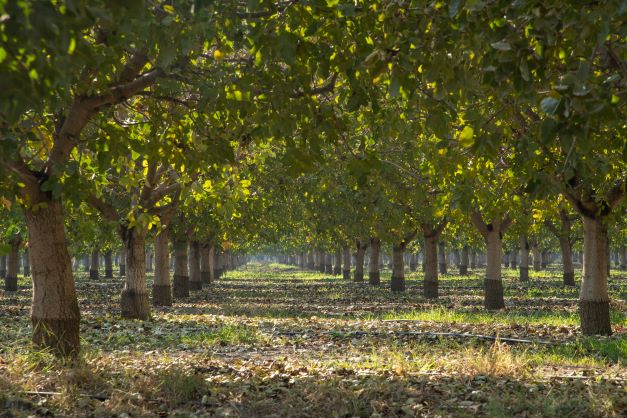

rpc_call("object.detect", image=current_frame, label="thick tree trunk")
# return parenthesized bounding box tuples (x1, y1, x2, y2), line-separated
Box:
(173, 239, 189, 297)
(423, 235, 438, 298)
(200, 244, 211, 285)
(25, 201, 80, 356)
(484, 231, 505, 310)
(334, 248, 342, 275)
(438, 241, 447, 274)
(369, 238, 381, 285)
(121, 227, 150, 320)
(519, 236, 530, 282)
(354, 241, 367, 282)
(89, 249, 99, 280)
(103, 250, 113, 278)
(152, 230, 172, 306)
(559, 237, 575, 286)
(23, 249, 31, 277)
(579, 217, 611, 335)
(459, 245, 469, 276)
(5, 236, 21, 291)
(119, 248, 126, 277)
(391, 243, 406, 291)
(342, 246, 351, 280)
(188, 241, 202, 291)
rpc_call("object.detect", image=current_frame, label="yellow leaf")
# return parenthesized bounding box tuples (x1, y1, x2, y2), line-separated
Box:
(459, 126, 474, 147)
(214, 49, 224, 60)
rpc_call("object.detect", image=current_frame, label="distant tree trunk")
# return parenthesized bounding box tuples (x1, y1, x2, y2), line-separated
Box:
(119, 248, 126, 277)
(0, 255, 5, 278)
(23, 249, 31, 277)
(25, 201, 80, 356)
(5, 235, 22, 291)
(409, 252, 418, 272)
(89, 250, 99, 280)
(470, 250, 477, 269)
(307, 251, 315, 270)
(325, 252, 333, 274)
(560, 237, 575, 286)
(189, 241, 202, 291)
(423, 233, 438, 298)
(460, 245, 469, 275)
(333, 248, 342, 275)
(391, 243, 406, 291)
(83, 255, 90, 272)
(146, 249, 154, 273)
(152, 229, 172, 306)
(214, 251, 223, 279)
(580, 216, 611, 335)
(541, 249, 549, 269)
(510, 249, 518, 269)
(531, 243, 541, 271)
(173, 238, 189, 298)
(209, 246, 215, 282)
(104, 250, 113, 278)
(369, 238, 381, 285)
(200, 244, 211, 285)
(354, 240, 367, 282)
(519, 236, 530, 282)
(620, 245, 626, 270)
(342, 246, 351, 280)
(438, 241, 447, 274)
(503, 251, 510, 268)
(121, 226, 149, 320)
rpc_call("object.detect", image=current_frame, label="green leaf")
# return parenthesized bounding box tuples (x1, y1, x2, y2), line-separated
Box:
(0, 47, 7, 63)
(540, 97, 560, 115)
(490, 41, 511, 51)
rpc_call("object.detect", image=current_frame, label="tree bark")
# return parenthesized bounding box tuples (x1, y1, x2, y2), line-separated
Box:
(391, 243, 406, 291)
(354, 240, 367, 282)
(200, 244, 211, 285)
(510, 248, 518, 269)
(559, 237, 575, 286)
(325, 251, 333, 274)
(0, 255, 5, 278)
(209, 245, 215, 282)
(152, 229, 172, 306)
(5, 235, 21, 291)
(188, 241, 202, 291)
(121, 227, 150, 320)
(531, 243, 541, 271)
(23, 249, 31, 277)
(369, 238, 381, 285)
(173, 238, 189, 297)
(342, 245, 351, 280)
(119, 248, 126, 277)
(579, 216, 611, 335)
(89, 249, 100, 280)
(409, 252, 418, 272)
(307, 251, 315, 270)
(25, 201, 80, 356)
(104, 250, 113, 278)
(519, 236, 530, 282)
(460, 245, 469, 275)
(438, 241, 447, 274)
(423, 234, 438, 298)
(333, 248, 342, 275)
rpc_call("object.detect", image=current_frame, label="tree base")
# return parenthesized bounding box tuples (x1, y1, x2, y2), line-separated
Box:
(424, 280, 438, 299)
(173, 275, 189, 298)
(105, 269, 113, 278)
(152, 285, 172, 306)
(32, 316, 80, 357)
(519, 266, 529, 282)
(342, 270, 350, 280)
(409, 263, 417, 272)
(318, 266, 326, 274)
(120, 265, 126, 277)
(4, 276, 17, 291)
(121, 289, 150, 320)
(510, 262, 517, 269)
(325, 264, 333, 274)
(563, 272, 575, 286)
(306, 263, 315, 270)
(353, 272, 364, 282)
(89, 270, 99, 280)
(368, 272, 380, 285)
(333, 267, 341, 275)
(504, 263, 510, 268)
(201, 271, 211, 285)
(391, 276, 405, 292)
(439, 263, 447, 274)
(484, 279, 505, 310)
(579, 300, 611, 335)
(459, 265, 468, 275)
(189, 280, 202, 291)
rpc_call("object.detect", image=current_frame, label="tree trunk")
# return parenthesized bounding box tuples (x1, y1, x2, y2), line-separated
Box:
(89, 249, 99, 280)
(25, 200, 80, 356)
(188, 241, 202, 291)
(484, 230, 505, 310)
(342, 246, 351, 280)
(354, 241, 367, 282)
(146, 249, 154, 273)
(121, 227, 150, 320)
(0, 255, 5, 278)
(23, 249, 31, 277)
(104, 250, 113, 278)
(369, 238, 381, 285)
(333, 248, 342, 275)
(437, 241, 447, 275)
(510, 249, 518, 269)
(409, 253, 418, 272)
(423, 234, 438, 298)
(5, 236, 21, 291)
(391, 243, 406, 291)
(119, 248, 126, 277)
(209, 245, 215, 282)
(541, 249, 549, 269)
(470, 250, 477, 269)
(503, 251, 510, 268)
(325, 252, 333, 274)
(200, 244, 211, 285)
(531, 244, 541, 271)
(307, 251, 315, 270)
(559, 237, 575, 286)
(173, 239, 189, 297)
(620, 245, 626, 270)
(459, 245, 469, 275)
(152, 229, 172, 306)
(579, 216, 611, 335)
(519, 236, 530, 282)
(83, 254, 90, 272)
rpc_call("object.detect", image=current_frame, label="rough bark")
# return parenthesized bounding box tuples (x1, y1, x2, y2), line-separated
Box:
(104, 250, 113, 278)
(152, 230, 172, 306)
(342, 246, 351, 280)
(369, 238, 381, 285)
(121, 227, 150, 320)
(173, 238, 189, 298)
(26, 200, 80, 356)
(391, 243, 406, 292)
(188, 241, 202, 291)
(579, 217, 611, 335)
(89, 250, 100, 280)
